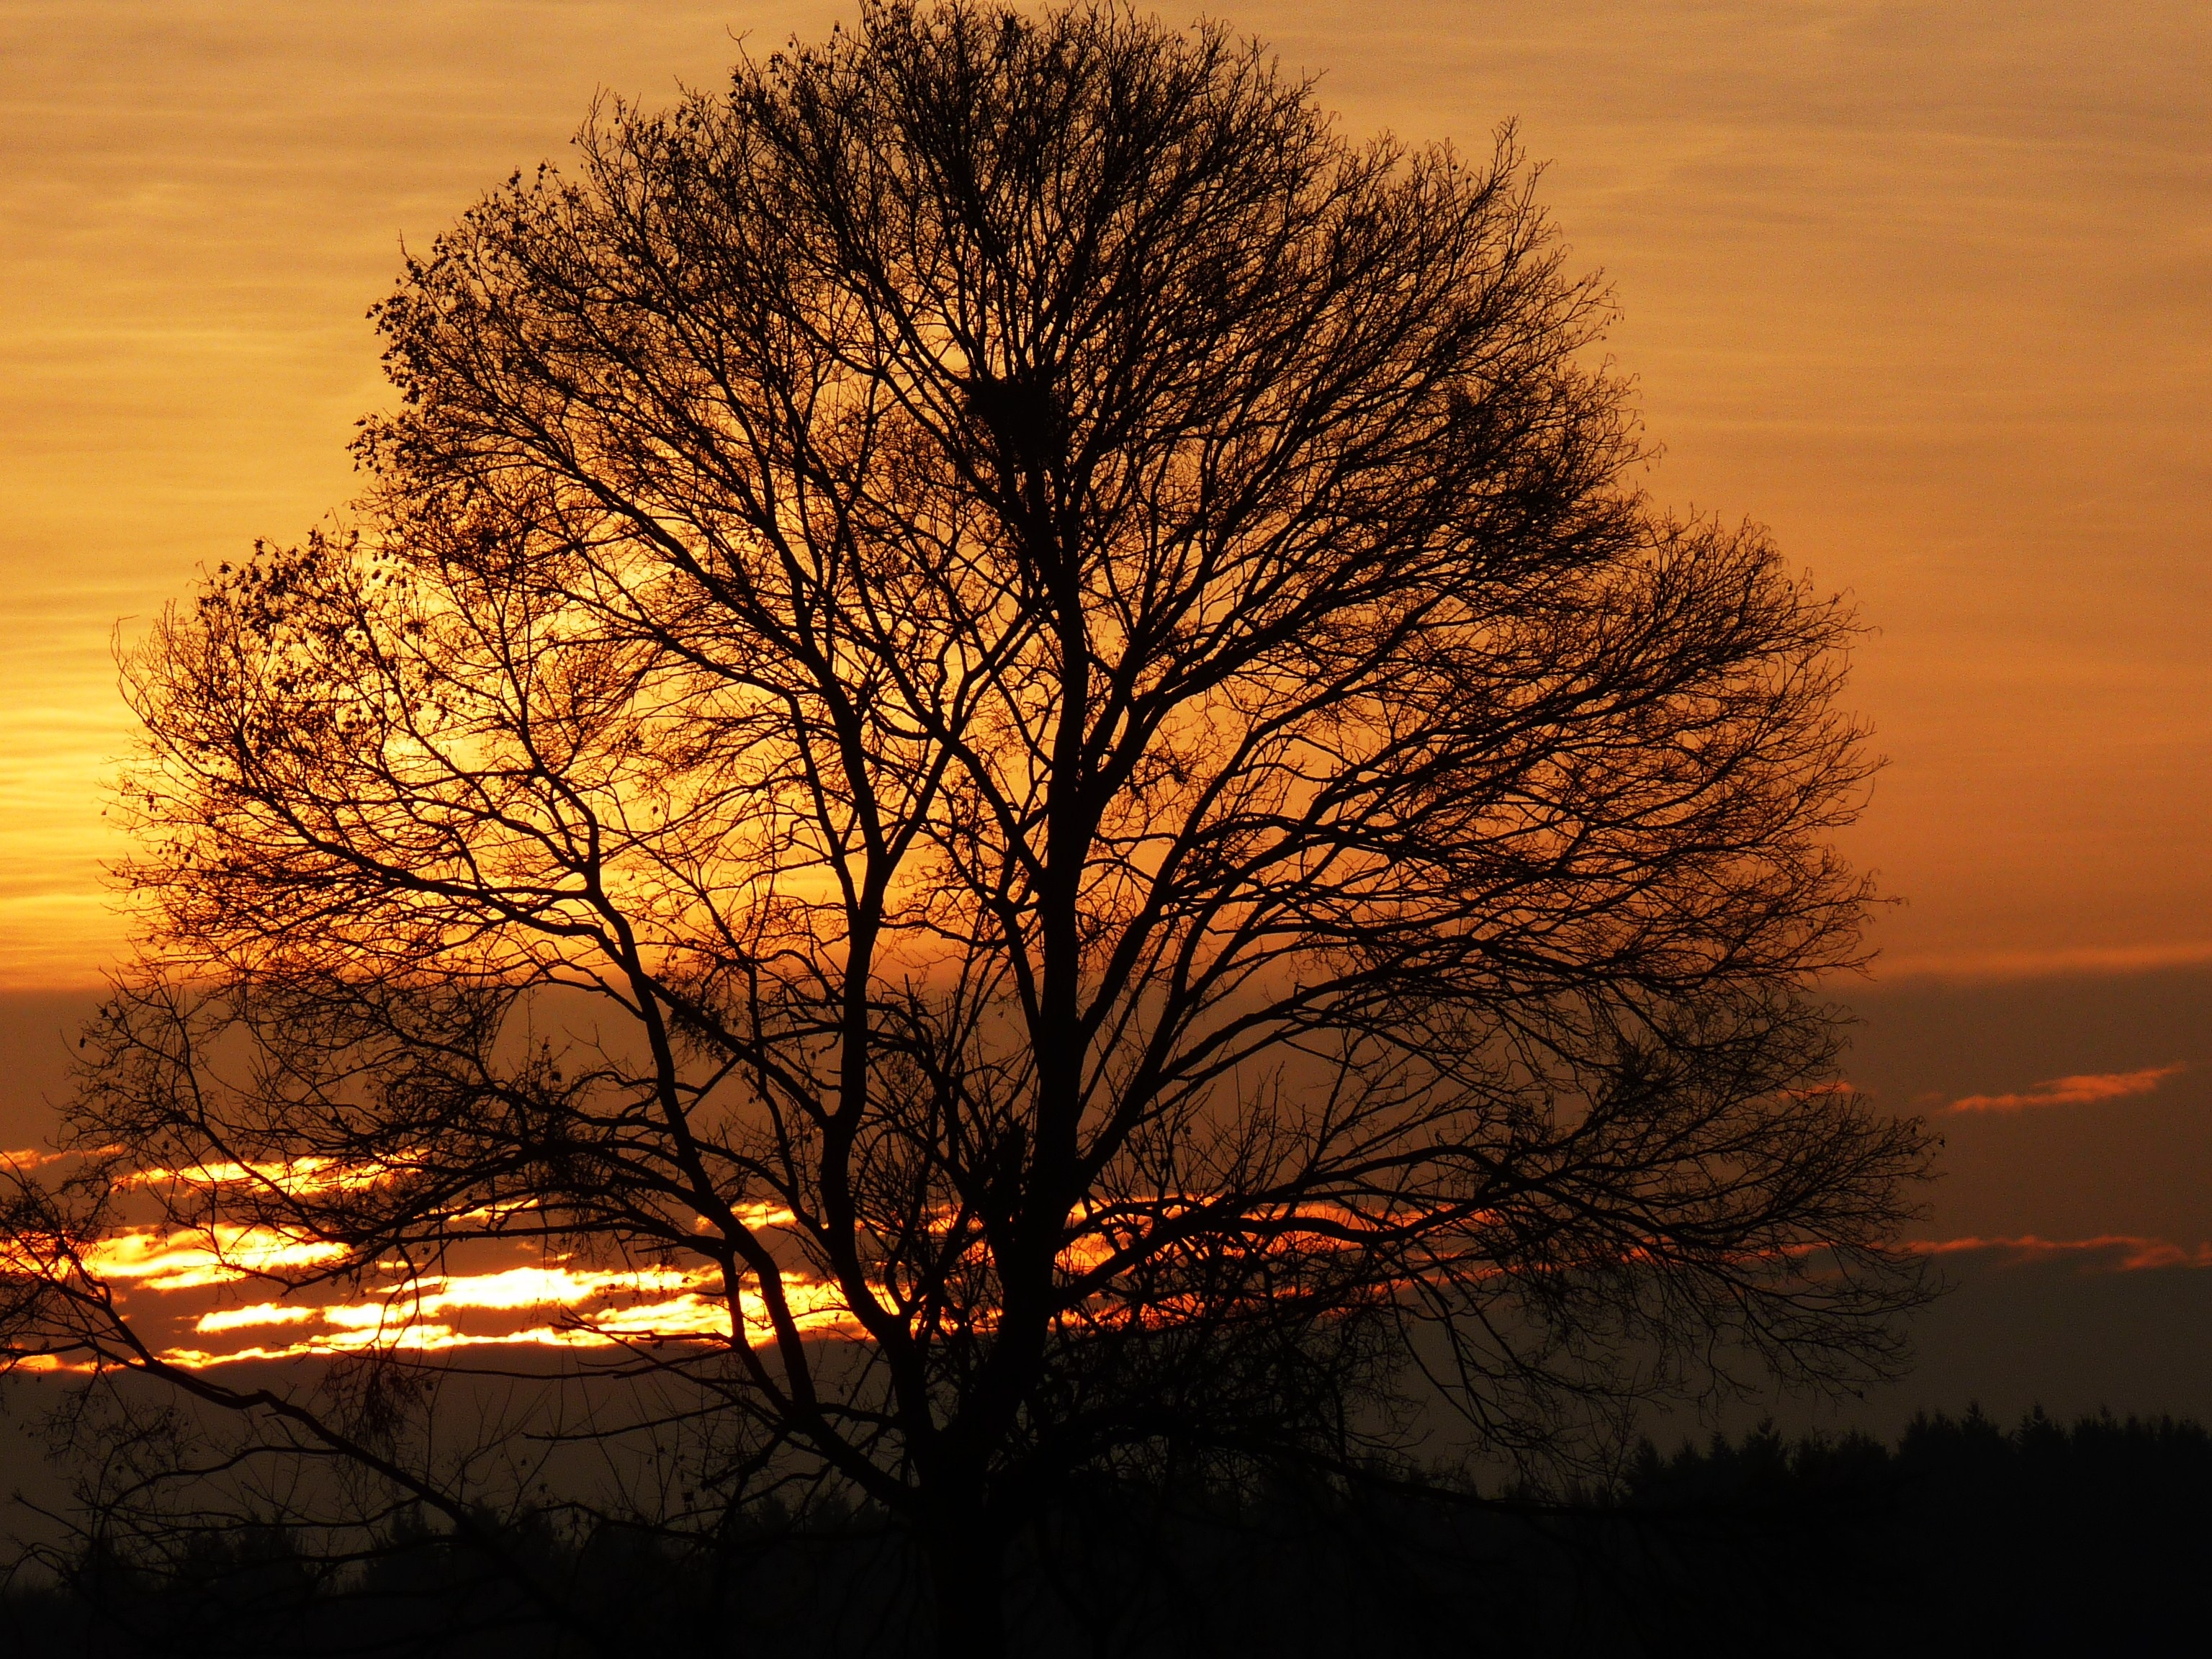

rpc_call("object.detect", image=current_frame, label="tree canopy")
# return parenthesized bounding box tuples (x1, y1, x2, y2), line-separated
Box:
(4, 4, 1931, 1650)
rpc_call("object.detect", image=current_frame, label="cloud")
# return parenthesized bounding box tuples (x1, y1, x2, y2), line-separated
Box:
(1910, 1233, 2212, 1272)
(1947, 1064, 2183, 1115)
(1874, 943, 2212, 984)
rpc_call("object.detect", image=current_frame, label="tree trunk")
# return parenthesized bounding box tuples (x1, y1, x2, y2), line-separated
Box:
(927, 1524, 1007, 1659)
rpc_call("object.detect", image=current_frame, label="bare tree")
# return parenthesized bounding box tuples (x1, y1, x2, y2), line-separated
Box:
(4, 4, 1931, 1650)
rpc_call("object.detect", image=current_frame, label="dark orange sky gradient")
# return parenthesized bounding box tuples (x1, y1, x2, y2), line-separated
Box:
(1, 2, 2208, 1419)
(3, 0, 2206, 986)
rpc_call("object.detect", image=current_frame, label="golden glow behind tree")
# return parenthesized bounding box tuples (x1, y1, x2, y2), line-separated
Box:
(4, 4, 1931, 1649)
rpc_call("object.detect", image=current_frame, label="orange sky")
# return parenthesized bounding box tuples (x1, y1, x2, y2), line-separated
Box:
(1, 0, 2207, 989)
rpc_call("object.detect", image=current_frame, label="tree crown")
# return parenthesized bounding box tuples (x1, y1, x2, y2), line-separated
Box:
(9, 6, 1928, 1617)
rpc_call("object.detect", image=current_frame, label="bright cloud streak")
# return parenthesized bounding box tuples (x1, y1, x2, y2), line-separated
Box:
(35, 1148, 2209, 1374)
(127, 1156, 398, 1197)
(0, 1141, 842, 1371)
(1, 1147, 77, 1171)
(127, 1223, 2212, 1370)
(27, 1182, 1426, 1370)
(1947, 1064, 2185, 1115)
(162, 1257, 860, 1367)
(194, 1302, 320, 1333)
(1910, 1233, 2212, 1272)
(81, 1224, 352, 1290)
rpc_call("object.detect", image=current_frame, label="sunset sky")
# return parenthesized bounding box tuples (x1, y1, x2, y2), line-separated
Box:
(1, 1, 2206, 1421)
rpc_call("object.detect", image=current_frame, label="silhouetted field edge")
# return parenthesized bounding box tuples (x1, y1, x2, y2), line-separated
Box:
(6, 1405, 2206, 1657)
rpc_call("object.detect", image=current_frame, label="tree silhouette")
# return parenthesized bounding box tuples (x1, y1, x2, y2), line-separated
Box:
(3, 4, 1932, 1651)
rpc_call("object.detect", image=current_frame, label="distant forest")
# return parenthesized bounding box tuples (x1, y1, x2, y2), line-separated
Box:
(6, 1406, 2205, 1657)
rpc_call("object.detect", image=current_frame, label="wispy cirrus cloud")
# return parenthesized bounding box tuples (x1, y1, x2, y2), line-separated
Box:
(1946, 1064, 2184, 1115)
(1910, 1234, 2212, 1272)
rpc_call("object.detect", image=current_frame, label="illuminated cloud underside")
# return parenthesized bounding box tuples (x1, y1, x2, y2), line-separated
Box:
(1947, 1064, 2185, 1115)
(17, 1209, 2199, 1373)
(1907, 1234, 2212, 1272)
(45, 1223, 861, 1368)
(10, 1177, 1489, 1370)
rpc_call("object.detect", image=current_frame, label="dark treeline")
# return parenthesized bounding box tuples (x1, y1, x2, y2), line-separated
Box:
(6, 1406, 2206, 1657)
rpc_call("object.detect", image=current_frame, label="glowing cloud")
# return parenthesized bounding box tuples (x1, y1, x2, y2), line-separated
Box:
(80, 1225, 353, 1290)
(0, 1141, 838, 1372)
(1910, 1234, 2212, 1272)
(126, 1156, 398, 1197)
(1947, 1064, 2184, 1115)
(194, 1303, 321, 1334)
(161, 1256, 861, 1367)
(0, 1148, 76, 1172)
(20, 1183, 1443, 1370)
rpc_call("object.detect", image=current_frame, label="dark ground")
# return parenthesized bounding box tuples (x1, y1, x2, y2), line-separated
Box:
(4, 1406, 2206, 1658)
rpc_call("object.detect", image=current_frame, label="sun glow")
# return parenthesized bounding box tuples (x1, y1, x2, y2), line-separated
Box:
(150, 1259, 863, 1367)
(14, 1164, 1434, 1370)
(20, 1145, 2195, 1375)
(0, 1139, 850, 1370)
(0, 1154, 1557, 1373)
(20, 1231, 866, 1370)
(125, 1155, 400, 1197)
(29, 1150, 2094, 1374)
